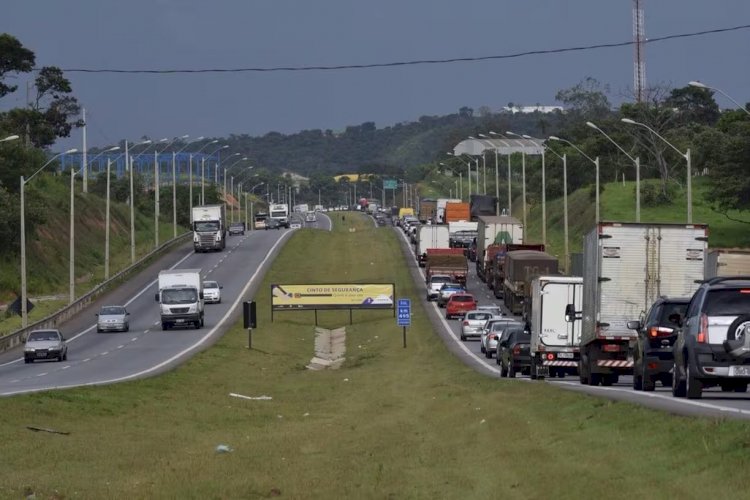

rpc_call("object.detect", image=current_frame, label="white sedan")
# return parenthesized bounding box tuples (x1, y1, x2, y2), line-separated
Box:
(203, 281, 223, 304)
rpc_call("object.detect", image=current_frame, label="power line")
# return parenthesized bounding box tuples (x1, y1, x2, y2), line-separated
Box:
(43, 23, 750, 75)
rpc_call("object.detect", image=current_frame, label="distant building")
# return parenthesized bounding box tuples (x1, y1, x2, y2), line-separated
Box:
(502, 105, 564, 114)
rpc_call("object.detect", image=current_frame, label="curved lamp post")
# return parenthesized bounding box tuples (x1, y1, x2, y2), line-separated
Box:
(586, 121, 641, 222)
(550, 136, 600, 224)
(506, 131, 529, 229)
(189, 140, 218, 212)
(20, 148, 78, 327)
(544, 142, 569, 272)
(621, 118, 691, 223)
(490, 131, 515, 216)
(689, 81, 750, 116)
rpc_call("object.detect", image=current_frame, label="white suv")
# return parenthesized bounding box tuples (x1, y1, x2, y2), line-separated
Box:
(427, 274, 452, 301)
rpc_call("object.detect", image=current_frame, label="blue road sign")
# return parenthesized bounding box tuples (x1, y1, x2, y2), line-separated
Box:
(397, 298, 411, 326)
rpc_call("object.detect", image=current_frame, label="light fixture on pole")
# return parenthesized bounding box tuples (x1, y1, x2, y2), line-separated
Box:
(87, 146, 122, 282)
(189, 140, 218, 213)
(171, 136, 204, 238)
(125, 139, 152, 264)
(154, 135, 188, 247)
(447, 152, 472, 200)
(550, 136, 600, 224)
(621, 118, 692, 223)
(20, 148, 78, 327)
(545, 142, 569, 273)
(1, 134, 20, 142)
(223, 155, 248, 219)
(490, 131, 514, 216)
(479, 133, 502, 215)
(586, 121, 641, 222)
(506, 131, 529, 230)
(689, 81, 750, 116)
(203, 145, 228, 204)
(523, 135, 547, 245)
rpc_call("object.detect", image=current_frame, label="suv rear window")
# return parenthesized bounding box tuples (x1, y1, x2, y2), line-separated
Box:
(467, 312, 492, 320)
(704, 289, 750, 316)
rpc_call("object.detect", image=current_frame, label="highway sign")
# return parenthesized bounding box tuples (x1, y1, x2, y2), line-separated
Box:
(383, 179, 398, 190)
(397, 298, 411, 326)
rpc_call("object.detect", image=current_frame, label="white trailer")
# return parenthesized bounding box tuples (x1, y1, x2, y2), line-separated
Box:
(416, 225, 450, 267)
(705, 249, 750, 278)
(269, 203, 290, 228)
(529, 276, 583, 380)
(155, 269, 204, 330)
(575, 222, 708, 386)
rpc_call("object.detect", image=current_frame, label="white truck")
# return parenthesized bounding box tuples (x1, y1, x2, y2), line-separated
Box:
(705, 249, 750, 278)
(415, 225, 450, 267)
(571, 222, 708, 386)
(529, 276, 583, 380)
(476, 215, 524, 279)
(192, 204, 226, 252)
(155, 269, 204, 330)
(269, 203, 290, 228)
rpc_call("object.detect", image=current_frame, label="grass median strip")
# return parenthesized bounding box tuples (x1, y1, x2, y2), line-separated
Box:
(1, 213, 750, 498)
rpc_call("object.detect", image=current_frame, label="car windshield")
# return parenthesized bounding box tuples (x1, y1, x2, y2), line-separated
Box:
(509, 329, 530, 343)
(194, 221, 219, 232)
(492, 321, 521, 331)
(204, 282, 218, 289)
(479, 307, 502, 315)
(100, 306, 125, 315)
(230, 223, 243, 228)
(162, 288, 198, 304)
(28, 331, 59, 342)
(704, 290, 750, 316)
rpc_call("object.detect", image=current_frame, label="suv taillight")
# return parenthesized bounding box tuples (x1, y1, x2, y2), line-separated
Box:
(648, 326, 674, 338)
(462, 320, 469, 326)
(697, 313, 708, 343)
(512, 345, 521, 355)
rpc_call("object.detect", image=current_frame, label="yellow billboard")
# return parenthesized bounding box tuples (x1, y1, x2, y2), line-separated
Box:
(271, 283, 395, 310)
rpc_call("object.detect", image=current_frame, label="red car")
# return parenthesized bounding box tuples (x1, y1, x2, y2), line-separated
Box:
(445, 293, 477, 320)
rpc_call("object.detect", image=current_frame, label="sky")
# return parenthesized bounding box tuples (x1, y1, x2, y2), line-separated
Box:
(2, 0, 749, 150)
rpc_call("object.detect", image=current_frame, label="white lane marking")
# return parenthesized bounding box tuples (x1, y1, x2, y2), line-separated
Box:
(10, 379, 19, 383)
(62, 366, 70, 370)
(37, 372, 47, 377)
(144, 330, 149, 334)
(117, 345, 124, 349)
(153, 321, 160, 326)
(101, 352, 109, 356)
(82, 358, 91, 362)
(0, 230, 295, 396)
(131, 338, 137, 342)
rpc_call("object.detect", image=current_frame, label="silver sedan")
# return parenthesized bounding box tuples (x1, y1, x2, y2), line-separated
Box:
(460, 311, 495, 341)
(96, 305, 130, 333)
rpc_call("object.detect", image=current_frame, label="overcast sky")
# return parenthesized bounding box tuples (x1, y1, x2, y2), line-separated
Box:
(3, 0, 749, 150)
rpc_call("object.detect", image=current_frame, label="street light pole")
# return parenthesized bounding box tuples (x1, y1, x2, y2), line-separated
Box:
(689, 81, 750, 116)
(621, 118, 691, 223)
(545, 143, 570, 272)
(586, 121, 641, 222)
(523, 135, 547, 245)
(491, 131, 515, 217)
(20, 147, 77, 327)
(550, 136, 600, 224)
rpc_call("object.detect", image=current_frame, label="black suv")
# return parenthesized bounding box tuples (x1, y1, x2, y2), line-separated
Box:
(627, 297, 689, 391)
(672, 276, 750, 399)
(498, 327, 531, 378)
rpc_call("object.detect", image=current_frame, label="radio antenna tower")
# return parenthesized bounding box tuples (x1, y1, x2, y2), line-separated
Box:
(633, 0, 646, 102)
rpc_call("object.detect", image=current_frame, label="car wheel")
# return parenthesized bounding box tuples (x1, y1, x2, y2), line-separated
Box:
(459, 333, 465, 341)
(508, 360, 516, 378)
(642, 364, 656, 392)
(96, 328, 101, 333)
(484, 350, 492, 359)
(63, 352, 67, 361)
(496, 354, 502, 366)
(162, 322, 169, 331)
(25, 358, 31, 364)
(124, 324, 130, 332)
(557, 371, 565, 379)
(633, 369, 643, 390)
(530, 360, 538, 380)
(672, 361, 687, 397)
(578, 361, 589, 385)
(601, 374, 616, 386)
(500, 361, 508, 377)
(736, 384, 748, 393)
(480, 344, 486, 354)
(588, 372, 602, 386)
(685, 360, 703, 399)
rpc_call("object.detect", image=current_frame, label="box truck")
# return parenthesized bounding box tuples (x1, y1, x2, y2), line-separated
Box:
(155, 269, 204, 330)
(705, 249, 750, 278)
(572, 222, 708, 386)
(529, 276, 583, 380)
(416, 225, 450, 267)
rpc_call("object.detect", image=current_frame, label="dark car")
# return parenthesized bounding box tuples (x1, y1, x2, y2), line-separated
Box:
(228, 222, 245, 236)
(498, 327, 531, 378)
(673, 276, 750, 399)
(265, 218, 282, 230)
(627, 297, 689, 391)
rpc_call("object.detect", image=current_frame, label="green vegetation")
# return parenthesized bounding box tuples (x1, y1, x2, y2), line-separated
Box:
(1, 214, 749, 498)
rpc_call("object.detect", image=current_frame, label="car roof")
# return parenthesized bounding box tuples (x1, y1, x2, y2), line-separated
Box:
(652, 296, 691, 304)
(450, 293, 474, 299)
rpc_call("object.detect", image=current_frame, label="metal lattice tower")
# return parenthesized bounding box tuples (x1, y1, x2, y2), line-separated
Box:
(633, 0, 646, 102)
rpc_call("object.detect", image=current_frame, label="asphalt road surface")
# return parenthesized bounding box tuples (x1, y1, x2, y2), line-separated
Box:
(0, 213, 331, 396)
(393, 220, 750, 420)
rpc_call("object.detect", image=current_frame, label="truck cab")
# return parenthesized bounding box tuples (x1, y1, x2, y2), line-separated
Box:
(155, 269, 204, 330)
(269, 204, 290, 228)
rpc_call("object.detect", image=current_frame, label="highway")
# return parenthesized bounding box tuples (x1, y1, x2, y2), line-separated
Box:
(394, 220, 750, 420)
(0, 213, 331, 396)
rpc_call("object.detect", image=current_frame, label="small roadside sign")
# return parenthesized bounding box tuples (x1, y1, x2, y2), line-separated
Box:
(397, 298, 411, 326)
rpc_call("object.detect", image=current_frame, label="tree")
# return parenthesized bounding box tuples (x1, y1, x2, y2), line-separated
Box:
(0, 33, 35, 99)
(665, 85, 720, 126)
(555, 77, 611, 119)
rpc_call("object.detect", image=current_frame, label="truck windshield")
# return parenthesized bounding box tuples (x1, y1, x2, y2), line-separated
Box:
(162, 288, 198, 304)
(194, 221, 219, 232)
(270, 211, 286, 218)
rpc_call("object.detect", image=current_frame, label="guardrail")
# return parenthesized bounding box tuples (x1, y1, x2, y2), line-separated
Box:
(0, 231, 192, 353)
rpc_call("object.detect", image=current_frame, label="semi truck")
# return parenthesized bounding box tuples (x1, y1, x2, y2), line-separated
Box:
(415, 225, 450, 267)
(444, 202, 471, 223)
(572, 222, 708, 386)
(502, 250, 559, 316)
(191, 204, 226, 252)
(705, 249, 750, 278)
(269, 203, 290, 228)
(475, 215, 524, 279)
(490, 244, 547, 297)
(529, 276, 583, 380)
(419, 199, 437, 223)
(425, 248, 468, 285)
(155, 269, 204, 330)
(469, 194, 499, 221)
